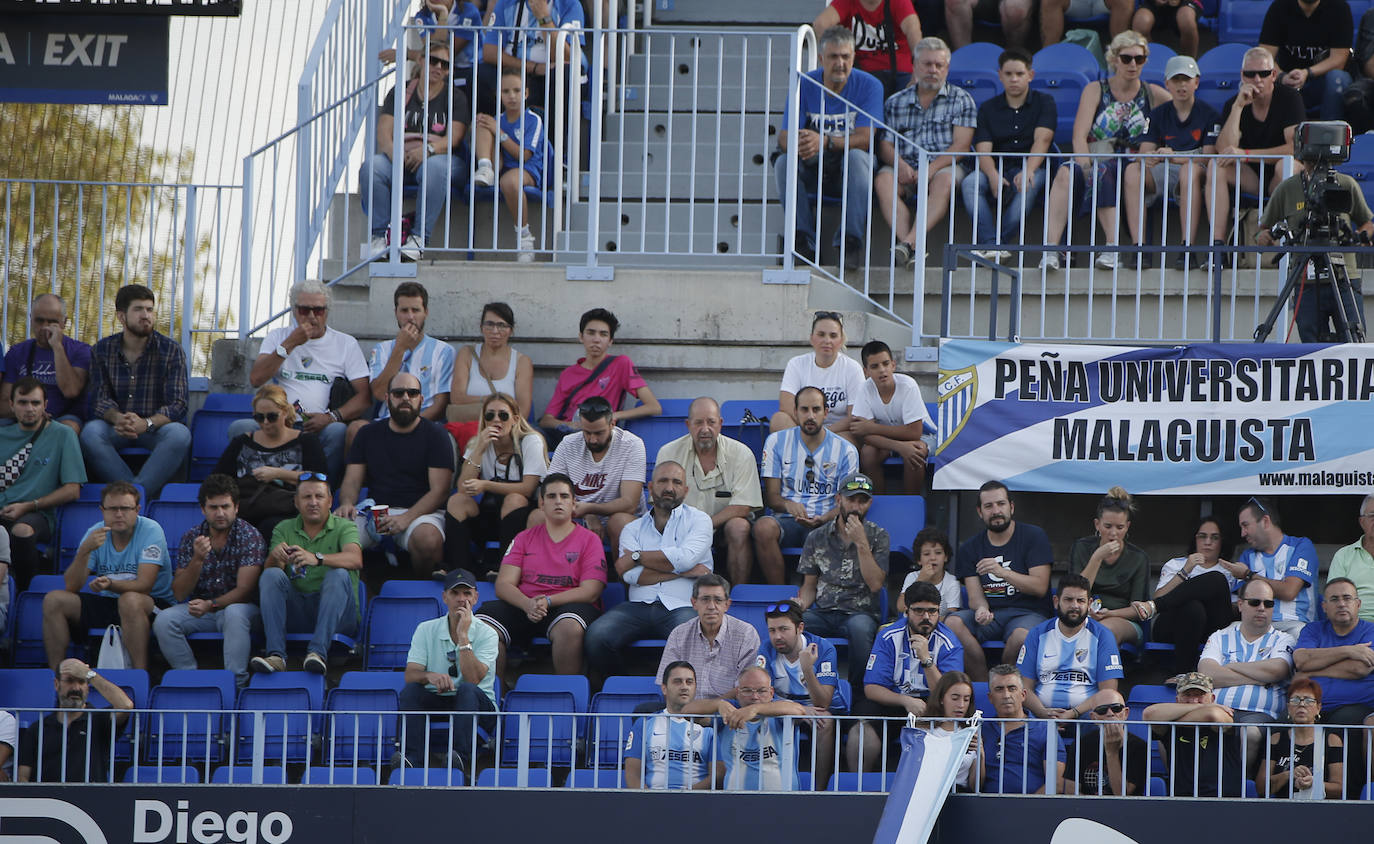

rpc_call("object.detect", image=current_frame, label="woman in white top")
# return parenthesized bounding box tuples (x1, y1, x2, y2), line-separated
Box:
(770, 310, 865, 438)
(924, 670, 981, 791)
(442, 392, 548, 578)
(449, 302, 534, 421)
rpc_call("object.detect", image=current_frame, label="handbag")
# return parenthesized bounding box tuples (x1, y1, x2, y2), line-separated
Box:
(96, 624, 130, 670)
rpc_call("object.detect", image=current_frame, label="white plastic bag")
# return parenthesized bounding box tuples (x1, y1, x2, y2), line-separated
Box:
(96, 624, 130, 671)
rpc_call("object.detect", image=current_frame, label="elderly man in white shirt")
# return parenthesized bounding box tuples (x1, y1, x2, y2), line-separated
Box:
(584, 461, 714, 678)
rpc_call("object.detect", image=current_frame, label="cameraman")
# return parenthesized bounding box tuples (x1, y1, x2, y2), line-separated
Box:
(1256, 127, 1374, 342)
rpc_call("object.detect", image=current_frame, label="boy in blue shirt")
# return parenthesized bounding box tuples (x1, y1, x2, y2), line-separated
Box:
(41, 481, 172, 671)
(472, 68, 548, 263)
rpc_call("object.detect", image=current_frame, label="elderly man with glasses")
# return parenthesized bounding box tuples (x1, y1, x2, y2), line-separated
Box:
(1237, 495, 1318, 637)
(1063, 688, 1149, 796)
(238, 279, 371, 481)
(1327, 494, 1374, 621)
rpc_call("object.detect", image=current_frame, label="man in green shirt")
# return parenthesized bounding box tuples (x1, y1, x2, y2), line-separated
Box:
(250, 474, 362, 675)
(396, 568, 500, 772)
(0, 377, 85, 586)
(1329, 494, 1374, 622)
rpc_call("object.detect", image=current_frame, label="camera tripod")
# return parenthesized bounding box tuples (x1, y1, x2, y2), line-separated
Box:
(1255, 246, 1367, 344)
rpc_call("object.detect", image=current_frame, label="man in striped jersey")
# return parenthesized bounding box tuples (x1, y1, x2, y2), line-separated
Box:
(689, 665, 806, 791)
(756, 601, 844, 783)
(752, 386, 860, 584)
(1238, 496, 1318, 637)
(1016, 574, 1124, 720)
(1198, 578, 1295, 773)
(624, 660, 723, 789)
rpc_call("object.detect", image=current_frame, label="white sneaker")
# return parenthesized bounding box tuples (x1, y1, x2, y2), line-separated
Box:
(517, 233, 536, 263)
(365, 234, 388, 260)
(1094, 250, 1118, 270)
(399, 234, 423, 261)
(1039, 251, 1061, 270)
(473, 160, 495, 187)
(972, 249, 1010, 262)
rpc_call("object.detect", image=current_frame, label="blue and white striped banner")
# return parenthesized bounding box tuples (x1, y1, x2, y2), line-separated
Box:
(872, 720, 978, 844)
(934, 339, 1374, 494)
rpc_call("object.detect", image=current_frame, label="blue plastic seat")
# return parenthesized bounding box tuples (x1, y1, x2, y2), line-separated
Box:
(326, 675, 402, 764)
(124, 765, 201, 783)
(303, 765, 378, 784)
(364, 595, 443, 670)
(191, 397, 254, 481)
(156, 483, 202, 503)
(388, 766, 467, 786)
(56, 500, 109, 570)
(566, 767, 626, 788)
(500, 675, 589, 766)
(1148, 775, 1168, 795)
(1030, 43, 1100, 146)
(10, 588, 53, 666)
(827, 771, 893, 792)
(588, 676, 663, 766)
(475, 767, 554, 787)
(1217, 2, 1268, 46)
(75, 482, 147, 505)
(146, 669, 237, 764)
(718, 398, 778, 464)
(211, 765, 289, 783)
(1338, 133, 1374, 202)
(1140, 42, 1178, 87)
(147, 500, 206, 550)
(949, 42, 1004, 107)
(378, 580, 445, 601)
(235, 686, 315, 764)
(0, 668, 58, 730)
(1196, 43, 1252, 113)
(863, 495, 925, 558)
(87, 667, 149, 762)
(727, 584, 800, 642)
(623, 397, 693, 472)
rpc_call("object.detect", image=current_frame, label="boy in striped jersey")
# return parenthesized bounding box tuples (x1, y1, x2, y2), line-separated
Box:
(624, 661, 723, 789)
(1016, 573, 1123, 720)
(1237, 496, 1318, 637)
(710, 666, 805, 791)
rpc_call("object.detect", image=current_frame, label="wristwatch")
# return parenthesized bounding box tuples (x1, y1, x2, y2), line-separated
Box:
(458, 643, 474, 652)
(145, 418, 156, 433)
(630, 551, 641, 563)
(920, 656, 935, 668)
(426, 141, 435, 154)
(275, 342, 291, 358)
(85, 670, 98, 680)
(314, 552, 326, 565)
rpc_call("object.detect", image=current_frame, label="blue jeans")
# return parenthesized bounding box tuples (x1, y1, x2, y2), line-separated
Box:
(80, 420, 191, 498)
(584, 600, 699, 677)
(359, 151, 467, 243)
(257, 566, 358, 658)
(227, 418, 345, 481)
(153, 601, 262, 688)
(398, 680, 497, 766)
(775, 149, 874, 250)
(1298, 70, 1351, 120)
(959, 164, 1047, 244)
(801, 607, 879, 695)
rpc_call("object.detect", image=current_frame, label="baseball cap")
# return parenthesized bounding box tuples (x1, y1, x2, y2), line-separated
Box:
(443, 569, 478, 592)
(840, 473, 875, 497)
(1175, 671, 1213, 693)
(1164, 55, 1200, 79)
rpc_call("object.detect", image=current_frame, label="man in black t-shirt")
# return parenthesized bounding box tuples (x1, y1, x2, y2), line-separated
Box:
(1144, 671, 1245, 797)
(1205, 46, 1306, 262)
(17, 659, 131, 783)
(335, 372, 455, 576)
(1065, 689, 1149, 795)
(1260, 0, 1354, 119)
(359, 38, 471, 261)
(945, 480, 1053, 681)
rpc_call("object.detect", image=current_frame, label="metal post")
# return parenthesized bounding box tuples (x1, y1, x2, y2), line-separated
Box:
(240, 157, 254, 340)
(181, 185, 197, 355)
(762, 28, 811, 285)
(570, 19, 615, 281)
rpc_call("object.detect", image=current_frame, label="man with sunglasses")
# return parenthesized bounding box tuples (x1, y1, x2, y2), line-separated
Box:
(397, 568, 499, 772)
(0, 293, 90, 433)
(243, 280, 371, 481)
(81, 284, 190, 500)
(1237, 495, 1318, 637)
(1062, 689, 1148, 796)
(542, 395, 646, 552)
(336, 372, 454, 578)
(41, 480, 173, 672)
(1329, 494, 1374, 621)
(753, 386, 859, 585)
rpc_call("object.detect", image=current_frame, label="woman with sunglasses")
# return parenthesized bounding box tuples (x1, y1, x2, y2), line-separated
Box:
(769, 311, 864, 439)
(1099, 515, 1246, 677)
(923, 670, 982, 791)
(447, 302, 533, 449)
(1040, 30, 1168, 271)
(213, 385, 326, 539)
(1265, 678, 1344, 799)
(442, 392, 548, 578)
(1069, 486, 1150, 647)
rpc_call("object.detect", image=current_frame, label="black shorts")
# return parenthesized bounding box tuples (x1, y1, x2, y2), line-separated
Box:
(475, 598, 600, 646)
(78, 593, 124, 630)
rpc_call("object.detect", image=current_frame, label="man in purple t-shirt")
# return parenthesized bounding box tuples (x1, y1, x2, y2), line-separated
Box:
(0, 294, 91, 432)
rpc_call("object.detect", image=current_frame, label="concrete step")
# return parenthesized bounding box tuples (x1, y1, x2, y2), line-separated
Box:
(621, 79, 786, 113)
(625, 45, 793, 90)
(563, 200, 784, 253)
(647, 0, 824, 25)
(582, 166, 774, 201)
(603, 112, 783, 145)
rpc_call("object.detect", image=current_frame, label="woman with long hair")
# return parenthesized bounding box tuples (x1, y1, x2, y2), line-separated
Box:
(924, 670, 982, 790)
(769, 310, 865, 438)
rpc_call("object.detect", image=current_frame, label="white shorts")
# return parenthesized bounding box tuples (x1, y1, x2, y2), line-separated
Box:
(356, 507, 446, 552)
(1144, 159, 1205, 208)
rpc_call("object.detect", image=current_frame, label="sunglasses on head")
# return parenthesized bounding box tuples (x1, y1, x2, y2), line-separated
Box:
(389, 388, 422, 399)
(295, 304, 328, 316)
(298, 472, 329, 483)
(1093, 702, 1128, 715)
(429, 55, 451, 70)
(1244, 598, 1276, 608)
(1117, 52, 1147, 65)
(764, 603, 796, 614)
(253, 411, 280, 424)
(484, 409, 512, 422)
(1247, 495, 1269, 515)
(814, 310, 843, 323)
(1242, 68, 1274, 78)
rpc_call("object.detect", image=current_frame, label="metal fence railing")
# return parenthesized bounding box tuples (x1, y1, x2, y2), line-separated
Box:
(6, 706, 1371, 798)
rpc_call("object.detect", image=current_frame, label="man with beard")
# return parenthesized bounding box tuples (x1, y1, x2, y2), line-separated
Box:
(80, 284, 190, 498)
(584, 461, 713, 679)
(851, 581, 963, 772)
(1016, 573, 1124, 720)
(1238, 496, 1318, 637)
(336, 372, 454, 577)
(946, 480, 1054, 680)
(153, 474, 266, 688)
(655, 397, 762, 587)
(16, 658, 132, 783)
(752, 386, 859, 585)
(42, 481, 173, 672)
(0, 378, 84, 588)
(755, 600, 843, 786)
(252, 474, 363, 675)
(542, 395, 646, 553)
(874, 37, 976, 268)
(476, 473, 607, 676)
(796, 472, 889, 700)
(1063, 688, 1149, 796)
(624, 661, 722, 789)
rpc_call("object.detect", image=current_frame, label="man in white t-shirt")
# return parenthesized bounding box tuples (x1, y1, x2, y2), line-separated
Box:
(236, 280, 372, 479)
(538, 396, 646, 552)
(849, 340, 933, 494)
